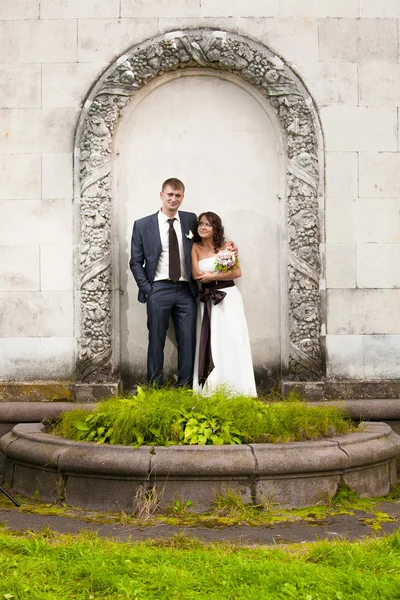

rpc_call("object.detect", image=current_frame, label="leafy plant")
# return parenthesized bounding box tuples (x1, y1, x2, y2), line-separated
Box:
(53, 386, 357, 448)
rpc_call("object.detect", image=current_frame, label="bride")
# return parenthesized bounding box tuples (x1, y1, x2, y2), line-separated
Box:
(191, 211, 257, 397)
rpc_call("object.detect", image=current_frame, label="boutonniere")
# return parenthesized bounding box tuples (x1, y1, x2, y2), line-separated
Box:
(185, 230, 194, 239)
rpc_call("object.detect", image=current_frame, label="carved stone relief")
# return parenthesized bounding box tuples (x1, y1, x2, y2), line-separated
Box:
(76, 29, 324, 383)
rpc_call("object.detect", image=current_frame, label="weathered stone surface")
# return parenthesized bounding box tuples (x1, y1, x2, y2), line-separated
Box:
(0, 156, 41, 199)
(0, 108, 76, 154)
(42, 64, 106, 108)
(121, 0, 201, 18)
(42, 153, 73, 199)
(325, 151, 358, 198)
(320, 106, 397, 151)
(41, 0, 119, 19)
(280, 0, 358, 17)
(359, 152, 400, 197)
(356, 243, 400, 289)
(354, 198, 400, 243)
(74, 382, 121, 402)
(360, 0, 400, 17)
(0, 20, 77, 63)
(78, 19, 158, 63)
(237, 17, 319, 61)
(2, 423, 398, 513)
(327, 289, 400, 335)
(0, 246, 40, 292)
(325, 380, 400, 400)
(360, 62, 400, 106)
(0, 200, 72, 246)
(326, 243, 356, 288)
(40, 246, 73, 292)
(0, 291, 74, 337)
(319, 18, 398, 62)
(0, 64, 41, 108)
(1, 0, 40, 20)
(201, 0, 279, 17)
(256, 474, 341, 509)
(292, 61, 358, 106)
(0, 339, 76, 382)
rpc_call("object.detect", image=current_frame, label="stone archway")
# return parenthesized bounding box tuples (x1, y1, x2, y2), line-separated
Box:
(75, 29, 324, 385)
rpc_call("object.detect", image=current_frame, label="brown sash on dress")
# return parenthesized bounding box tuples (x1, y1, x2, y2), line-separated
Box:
(198, 280, 235, 387)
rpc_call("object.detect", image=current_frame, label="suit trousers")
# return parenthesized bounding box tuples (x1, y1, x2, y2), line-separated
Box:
(146, 280, 197, 387)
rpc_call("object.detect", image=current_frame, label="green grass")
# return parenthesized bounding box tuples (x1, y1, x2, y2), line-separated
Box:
(53, 387, 357, 447)
(0, 528, 400, 599)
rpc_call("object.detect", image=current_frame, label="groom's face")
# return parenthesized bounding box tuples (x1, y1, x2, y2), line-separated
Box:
(160, 185, 184, 216)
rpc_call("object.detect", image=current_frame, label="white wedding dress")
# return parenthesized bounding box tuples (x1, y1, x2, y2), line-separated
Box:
(192, 257, 257, 397)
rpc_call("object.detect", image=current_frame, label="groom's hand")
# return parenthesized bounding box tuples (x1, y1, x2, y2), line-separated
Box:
(226, 240, 238, 255)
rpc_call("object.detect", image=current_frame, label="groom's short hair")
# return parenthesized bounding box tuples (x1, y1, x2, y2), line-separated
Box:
(162, 178, 185, 193)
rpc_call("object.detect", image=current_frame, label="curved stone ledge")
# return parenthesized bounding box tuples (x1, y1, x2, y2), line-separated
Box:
(1, 423, 399, 512)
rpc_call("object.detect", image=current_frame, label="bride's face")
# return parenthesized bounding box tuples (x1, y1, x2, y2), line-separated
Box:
(198, 218, 214, 240)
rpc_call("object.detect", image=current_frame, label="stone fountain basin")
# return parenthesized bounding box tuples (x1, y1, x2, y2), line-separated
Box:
(1, 422, 399, 512)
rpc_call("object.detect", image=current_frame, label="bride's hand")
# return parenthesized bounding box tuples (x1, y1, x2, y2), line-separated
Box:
(194, 271, 206, 281)
(199, 272, 216, 284)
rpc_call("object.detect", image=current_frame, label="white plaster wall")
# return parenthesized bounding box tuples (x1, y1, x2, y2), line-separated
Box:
(115, 73, 283, 382)
(0, 0, 399, 381)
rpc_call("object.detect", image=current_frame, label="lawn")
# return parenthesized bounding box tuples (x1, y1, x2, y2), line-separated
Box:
(0, 528, 400, 599)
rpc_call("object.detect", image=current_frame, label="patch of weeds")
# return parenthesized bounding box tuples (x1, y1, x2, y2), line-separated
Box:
(166, 495, 193, 516)
(359, 512, 397, 532)
(132, 486, 159, 520)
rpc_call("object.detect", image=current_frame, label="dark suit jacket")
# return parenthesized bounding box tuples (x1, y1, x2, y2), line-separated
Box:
(129, 210, 198, 303)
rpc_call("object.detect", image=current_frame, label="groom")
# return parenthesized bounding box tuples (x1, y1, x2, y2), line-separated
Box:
(129, 178, 198, 387)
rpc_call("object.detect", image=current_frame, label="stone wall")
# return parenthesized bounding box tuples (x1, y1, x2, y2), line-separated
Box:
(1, 0, 399, 384)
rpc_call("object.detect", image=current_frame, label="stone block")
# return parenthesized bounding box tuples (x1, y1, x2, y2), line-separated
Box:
(291, 61, 358, 106)
(0, 108, 77, 154)
(326, 243, 356, 289)
(74, 383, 122, 402)
(327, 289, 400, 335)
(0, 245, 40, 292)
(0, 200, 73, 246)
(0, 65, 41, 108)
(1, 0, 40, 19)
(65, 475, 147, 512)
(320, 106, 397, 152)
(41, 0, 119, 18)
(0, 20, 77, 63)
(256, 474, 341, 509)
(325, 151, 358, 199)
(359, 153, 400, 198)
(0, 338, 73, 381)
(121, 0, 200, 17)
(42, 64, 105, 108)
(157, 17, 238, 35)
(343, 463, 392, 497)
(201, 0, 279, 17)
(359, 62, 400, 106)
(326, 197, 355, 243)
(319, 18, 397, 62)
(280, 381, 325, 401)
(154, 479, 252, 513)
(354, 198, 400, 243)
(356, 243, 400, 289)
(151, 444, 256, 477)
(280, 0, 358, 17)
(10, 463, 63, 503)
(363, 336, 400, 379)
(0, 155, 41, 199)
(325, 380, 400, 400)
(0, 292, 74, 337)
(40, 245, 73, 292)
(360, 0, 400, 17)
(42, 153, 73, 199)
(326, 335, 365, 379)
(237, 18, 319, 61)
(78, 18, 158, 63)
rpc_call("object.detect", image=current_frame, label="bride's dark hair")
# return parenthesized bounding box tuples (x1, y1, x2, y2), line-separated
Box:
(197, 212, 225, 252)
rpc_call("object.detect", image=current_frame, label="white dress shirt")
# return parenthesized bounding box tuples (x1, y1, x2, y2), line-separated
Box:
(154, 210, 188, 282)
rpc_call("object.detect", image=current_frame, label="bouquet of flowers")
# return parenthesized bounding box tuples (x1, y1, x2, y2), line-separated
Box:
(214, 250, 239, 273)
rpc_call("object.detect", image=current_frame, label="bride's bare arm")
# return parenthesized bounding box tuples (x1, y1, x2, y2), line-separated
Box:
(191, 244, 204, 279)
